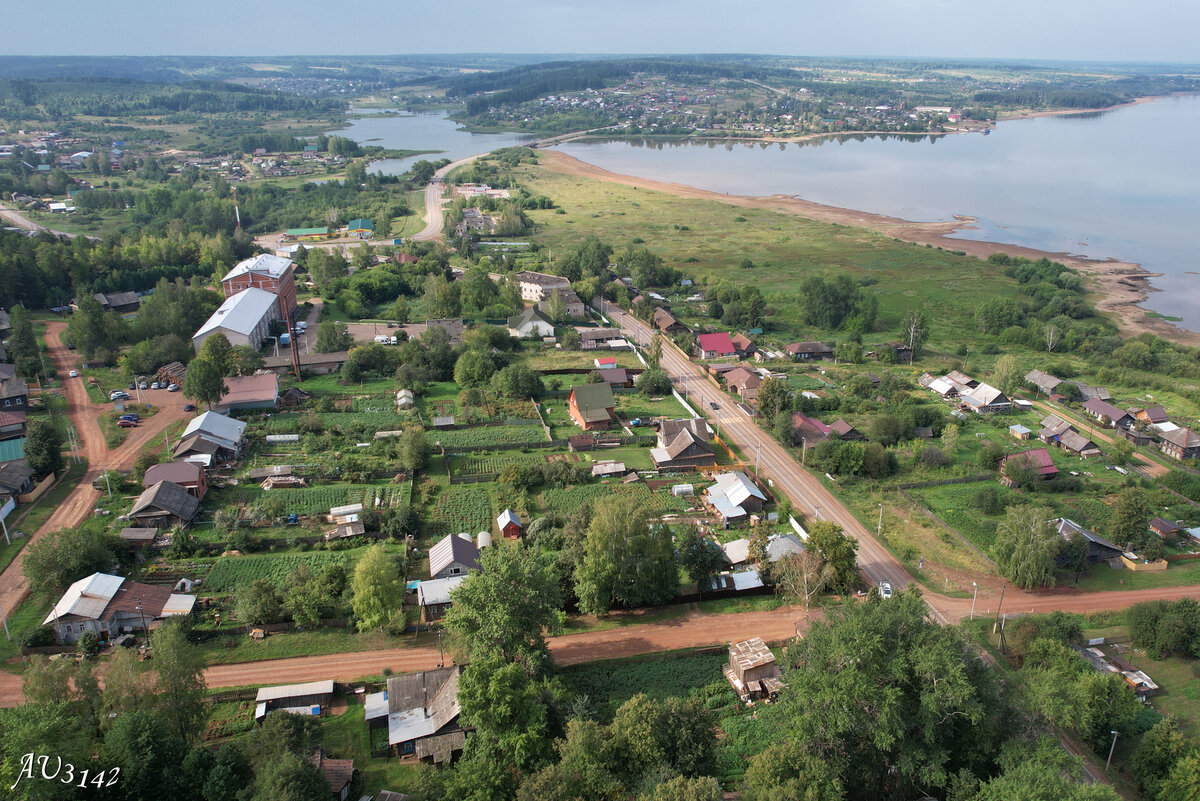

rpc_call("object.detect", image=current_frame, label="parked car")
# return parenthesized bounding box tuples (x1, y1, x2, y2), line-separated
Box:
(879, 582, 893, 600)
(66, 343, 75, 350)
(109, 390, 130, 401)
(183, 403, 196, 412)
(166, 383, 179, 392)
(128, 383, 136, 390)
(119, 414, 139, 422)
(117, 419, 137, 428)
(68, 370, 78, 378)
(150, 382, 160, 390)
(709, 402, 720, 411)
(139, 382, 148, 390)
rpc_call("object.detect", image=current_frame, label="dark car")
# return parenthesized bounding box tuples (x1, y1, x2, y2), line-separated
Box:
(119, 414, 139, 422)
(709, 402, 720, 411)
(183, 403, 196, 412)
(66, 343, 75, 350)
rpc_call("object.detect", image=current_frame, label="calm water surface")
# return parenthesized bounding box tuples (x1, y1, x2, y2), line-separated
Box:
(334, 98, 1200, 329)
(330, 110, 534, 175)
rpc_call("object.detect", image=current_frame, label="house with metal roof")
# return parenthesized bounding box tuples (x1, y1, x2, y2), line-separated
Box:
(417, 576, 466, 621)
(192, 287, 280, 353)
(346, 218, 374, 236)
(1082, 398, 1133, 429)
(696, 332, 737, 360)
(651, 418, 715, 471)
(364, 667, 465, 761)
(43, 572, 196, 644)
(429, 533, 480, 580)
(506, 307, 554, 339)
(1160, 427, 1200, 461)
(962, 383, 1011, 414)
(143, 461, 207, 498)
(724, 367, 762, 401)
(283, 227, 330, 242)
(706, 471, 767, 524)
(1055, 518, 1123, 563)
(129, 481, 201, 528)
(93, 291, 142, 314)
(1001, 448, 1059, 483)
(175, 411, 247, 463)
(214, 373, 279, 413)
(0, 462, 34, 500)
(568, 383, 615, 430)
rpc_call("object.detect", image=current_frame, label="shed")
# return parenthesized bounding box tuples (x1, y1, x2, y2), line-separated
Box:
(253, 679, 335, 721)
(496, 509, 523, 539)
(1009, 424, 1032, 441)
(1150, 518, 1181, 538)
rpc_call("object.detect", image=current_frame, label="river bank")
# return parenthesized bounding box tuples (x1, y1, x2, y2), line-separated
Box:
(537, 148, 1200, 347)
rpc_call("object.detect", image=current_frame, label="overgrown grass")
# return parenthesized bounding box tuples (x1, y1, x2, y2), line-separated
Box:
(195, 627, 410, 666)
(559, 648, 734, 722)
(321, 699, 424, 796)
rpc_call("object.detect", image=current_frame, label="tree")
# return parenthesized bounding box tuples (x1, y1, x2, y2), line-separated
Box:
(182, 356, 228, 409)
(1131, 717, 1195, 801)
(868, 414, 904, 447)
(677, 526, 723, 588)
(900, 309, 930, 362)
(576, 497, 677, 616)
(973, 737, 1120, 801)
(99, 709, 190, 801)
(648, 332, 664, 369)
(23, 418, 63, 477)
(1158, 754, 1200, 801)
(150, 620, 207, 743)
(638, 368, 673, 397)
(7, 305, 40, 376)
(638, 776, 723, 801)
(250, 750, 332, 801)
(283, 563, 345, 629)
(65, 293, 117, 359)
(992, 354, 1022, 396)
(0, 702, 95, 801)
(993, 504, 1059, 589)
(806, 521, 858, 594)
(516, 719, 620, 801)
(102, 647, 154, 723)
(490, 364, 544, 399)
(197, 331, 234, 375)
(23, 525, 121, 597)
(1109, 486, 1152, 551)
(774, 550, 834, 608)
(458, 654, 556, 774)
(236, 578, 285, 625)
(230, 344, 265, 376)
(399, 426, 432, 473)
(1044, 323, 1061, 352)
(315, 320, 353, 353)
(778, 591, 1005, 800)
(454, 350, 496, 388)
(755, 376, 791, 418)
(742, 740, 845, 801)
(351, 544, 404, 633)
(444, 544, 564, 676)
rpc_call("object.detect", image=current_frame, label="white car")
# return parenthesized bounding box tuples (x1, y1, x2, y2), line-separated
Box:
(166, 383, 179, 392)
(68, 370, 78, 378)
(879, 582, 893, 600)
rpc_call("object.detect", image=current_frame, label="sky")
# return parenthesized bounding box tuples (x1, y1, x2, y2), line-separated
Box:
(2, 0, 1197, 63)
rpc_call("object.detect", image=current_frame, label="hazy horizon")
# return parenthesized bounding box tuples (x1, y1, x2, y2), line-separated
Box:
(2, 1, 1197, 63)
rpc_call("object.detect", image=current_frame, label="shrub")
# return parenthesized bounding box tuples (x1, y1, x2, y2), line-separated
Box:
(77, 631, 101, 658)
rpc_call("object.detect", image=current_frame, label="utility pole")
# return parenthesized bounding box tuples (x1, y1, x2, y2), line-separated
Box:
(1105, 730, 1119, 772)
(104, 469, 112, 499)
(0, 600, 9, 640)
(877, 504, 883, 538)
(993, 583, 1007, 634)
(970, 582, 978, 620)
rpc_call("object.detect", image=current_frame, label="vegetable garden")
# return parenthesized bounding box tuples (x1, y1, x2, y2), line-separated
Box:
(540, 482, 692, 515)
(429, 486, 494, 534)
(203, 549, 376, 592)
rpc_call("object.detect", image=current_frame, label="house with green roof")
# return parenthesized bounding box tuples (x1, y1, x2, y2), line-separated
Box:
(506, 307, 554, 339)
(568, 383, 615, 431)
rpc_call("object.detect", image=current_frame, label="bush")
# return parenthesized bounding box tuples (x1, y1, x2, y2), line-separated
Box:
(973, 486, 1005, 515)
(18, 626, 56, 648)
(919, 446, 949, 469)
(977, 443, 1005, 471)
(77, 630, 101, 658)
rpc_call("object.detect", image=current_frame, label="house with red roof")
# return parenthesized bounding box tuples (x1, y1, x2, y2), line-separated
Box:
(696, 332, 737, 360)
(1001, 448, 1059, 483)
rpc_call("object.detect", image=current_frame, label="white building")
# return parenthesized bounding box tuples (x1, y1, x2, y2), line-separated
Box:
(192, 287, 280, 353)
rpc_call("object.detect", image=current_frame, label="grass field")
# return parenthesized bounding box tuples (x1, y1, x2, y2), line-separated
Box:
(560, 648, 734, 722)
(321, 699, 424, 796)
(516, 161, 1026, 348)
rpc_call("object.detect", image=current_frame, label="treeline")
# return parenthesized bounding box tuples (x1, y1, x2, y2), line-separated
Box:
(446, 58, 787, 114)
(972, 88, 1126, 109)
(0, 228, 243, 310)
(236, 133, 363, 157)
(0, 77, 341, 119)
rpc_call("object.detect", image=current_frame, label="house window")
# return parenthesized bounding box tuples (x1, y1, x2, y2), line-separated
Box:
(2, 401, 8, 407)
(449, 567, 461, 575)
(401, 742, 415, 755)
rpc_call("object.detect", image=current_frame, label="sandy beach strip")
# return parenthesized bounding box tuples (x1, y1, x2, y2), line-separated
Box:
(537, 148, 1199, 346)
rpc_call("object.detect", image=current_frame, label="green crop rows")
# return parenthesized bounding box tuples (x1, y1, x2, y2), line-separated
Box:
(250, 484, 409, 516)
(427, 426, 547, 448)
(264, 412, 402, 433)
(562, 651, 732, 722)
(452, 452, 549, 476)
(204, 551, 356, 592)
(540, 483, 690, 515)
(429, 486, 493, 534)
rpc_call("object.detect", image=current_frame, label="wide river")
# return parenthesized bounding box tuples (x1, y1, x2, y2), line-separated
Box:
(336, 98, 1200, 330)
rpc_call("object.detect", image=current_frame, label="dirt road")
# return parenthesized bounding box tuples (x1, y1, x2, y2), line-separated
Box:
(0, 202, 97, 241)
(202, 605, 814, 689)
(411, 154, 488, 242)
(0, 322, 194, 621)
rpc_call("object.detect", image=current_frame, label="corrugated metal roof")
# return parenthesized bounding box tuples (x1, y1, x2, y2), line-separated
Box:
(417, 576, 466, 607)
(44, 573, 125, 624)
(162, 594, 197, 616)
(255, 679, 335, 703)
(428, 533, 480, 578)
(0, 437, 24, 464)
(194, 287, 278, 339)
(182, 411, 246, 447)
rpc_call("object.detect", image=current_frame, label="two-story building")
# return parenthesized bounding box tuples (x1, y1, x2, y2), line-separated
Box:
(192, 287, 281, 354)
(514, 270, 571, 303)
(221, 254, 298, 321)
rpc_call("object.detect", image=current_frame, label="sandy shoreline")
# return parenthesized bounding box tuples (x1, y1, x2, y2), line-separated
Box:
(537, 147, 1200, 347)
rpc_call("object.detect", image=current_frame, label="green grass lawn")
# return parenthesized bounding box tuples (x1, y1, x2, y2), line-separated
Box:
(321, 698, 424, 796)
(0, 598, 52, 667)
(0, 459, 90, 575)
(195, 627, 421, 666)
(559, 648, 733, 722)
(1064, 558, 1200, 592)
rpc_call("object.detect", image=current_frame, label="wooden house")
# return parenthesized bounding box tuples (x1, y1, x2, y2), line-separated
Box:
(652, 307, 688, 335)
(128, 481, 200, 528)
(1082, 399, 1133, 429)
(568, 383, 615, 430)
(785, 342, 833, 361)
(1160, 427, 1200, 461)
(1001, 449, 1059, 483)
(1150, 518, 1181, 539)
(651, 418, 715, 471)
